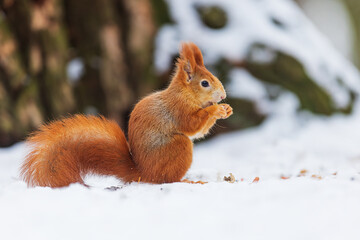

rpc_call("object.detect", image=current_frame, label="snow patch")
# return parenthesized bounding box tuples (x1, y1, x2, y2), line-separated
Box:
(227, 69, 273, 113)
(67, 58, 84, 83)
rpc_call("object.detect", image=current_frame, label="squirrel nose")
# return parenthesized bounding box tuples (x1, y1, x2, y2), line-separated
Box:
(220, 93, 226, 100)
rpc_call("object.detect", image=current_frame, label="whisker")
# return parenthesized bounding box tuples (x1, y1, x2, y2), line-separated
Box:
(215, 124, 227, 129)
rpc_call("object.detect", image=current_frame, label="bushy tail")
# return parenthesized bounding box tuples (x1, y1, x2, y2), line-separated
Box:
(20, 115, 140, 188)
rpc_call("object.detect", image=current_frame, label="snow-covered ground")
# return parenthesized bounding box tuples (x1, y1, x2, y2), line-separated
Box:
(1, 93, 360, 240)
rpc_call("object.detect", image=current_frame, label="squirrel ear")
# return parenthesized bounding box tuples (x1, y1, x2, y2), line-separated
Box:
(180, 43, 196, 82)
(189, 43, 204, 67)
(184, 61, 192, 82)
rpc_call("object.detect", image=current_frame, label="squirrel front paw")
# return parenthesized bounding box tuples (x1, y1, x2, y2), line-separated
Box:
(219, 104, 233, 119)
(207, 104, 227, 119)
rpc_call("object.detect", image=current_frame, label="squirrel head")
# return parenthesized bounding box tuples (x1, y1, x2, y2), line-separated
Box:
(173, 42, 226, 108)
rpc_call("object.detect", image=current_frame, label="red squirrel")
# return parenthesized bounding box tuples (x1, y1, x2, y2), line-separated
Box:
(20, 42, 233, 187)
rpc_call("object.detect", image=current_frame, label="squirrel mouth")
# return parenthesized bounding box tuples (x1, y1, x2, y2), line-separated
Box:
(203, 101, 215, 108)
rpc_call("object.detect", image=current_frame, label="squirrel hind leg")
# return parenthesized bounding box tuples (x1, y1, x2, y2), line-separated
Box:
(21, 148, 84, 188)
(136, 134, 193, 184)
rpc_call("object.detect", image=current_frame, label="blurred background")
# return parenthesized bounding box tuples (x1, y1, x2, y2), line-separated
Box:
(1, 0, 360, 147)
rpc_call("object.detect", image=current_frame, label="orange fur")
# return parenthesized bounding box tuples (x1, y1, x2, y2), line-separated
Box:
(21, 115, 140, 187)
(20, 42, 233, 187)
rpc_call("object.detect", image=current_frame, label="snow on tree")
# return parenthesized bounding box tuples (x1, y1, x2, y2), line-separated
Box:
(155, 0, 360, 130)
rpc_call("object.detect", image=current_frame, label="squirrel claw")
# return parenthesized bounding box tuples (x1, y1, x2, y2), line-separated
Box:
(219, 104, 233, 119)
(210, 104, 227, 119)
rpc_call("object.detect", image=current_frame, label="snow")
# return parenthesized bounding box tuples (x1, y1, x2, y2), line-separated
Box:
(155, 0, 360, 109)
(299, 0, 355, 61)
(226, 69, 273, 114)
(67, 58, 84, 83)
(1, 94, 360, 240)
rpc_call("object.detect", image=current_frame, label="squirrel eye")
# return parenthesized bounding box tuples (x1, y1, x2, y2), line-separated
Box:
(201, 80, 209, 88)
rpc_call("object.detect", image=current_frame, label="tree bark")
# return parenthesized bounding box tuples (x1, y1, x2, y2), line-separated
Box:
(64, 0, 133, 126)
(64, 0, 156, 127)
(0, 0, 75, 146)
(0, 3, 43, 146)
(0, 0, 158, 146)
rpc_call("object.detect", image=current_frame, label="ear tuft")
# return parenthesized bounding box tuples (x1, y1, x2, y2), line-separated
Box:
(180, 42, 204, 67)
(180, 42, 196, 69)
(179, 42, 196, 82)
(189, 42, 204, 67)
(178, 42, 205, 82)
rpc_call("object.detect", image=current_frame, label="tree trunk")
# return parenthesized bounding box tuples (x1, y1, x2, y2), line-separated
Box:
(0, 1, 43, 146)
(64, 0, 156, 127)
(0, 0, 157, 146)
